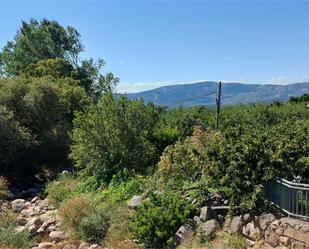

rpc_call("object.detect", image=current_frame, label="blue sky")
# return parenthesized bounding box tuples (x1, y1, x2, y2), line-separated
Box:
(1, 1, 309, 93)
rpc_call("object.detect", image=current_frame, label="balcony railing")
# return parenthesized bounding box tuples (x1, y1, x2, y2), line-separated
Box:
(264, 178, 309, 220)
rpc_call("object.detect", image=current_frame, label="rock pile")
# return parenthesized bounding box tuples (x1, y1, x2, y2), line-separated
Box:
(1, 195, 105, 249)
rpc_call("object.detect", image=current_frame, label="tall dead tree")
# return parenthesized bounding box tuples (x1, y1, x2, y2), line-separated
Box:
(215, 81, 222, 130)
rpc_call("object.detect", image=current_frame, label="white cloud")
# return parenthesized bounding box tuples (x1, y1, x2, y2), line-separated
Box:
(225, 56, 233, 61)
(265, 76, 309, 85)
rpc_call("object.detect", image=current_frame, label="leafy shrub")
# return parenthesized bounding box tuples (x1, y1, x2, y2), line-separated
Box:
(131, 191, 193, 249)
(102, 175, 150, 203)
(58, 195, 110, 244)
(45, 174, 80, 207)
(70, 94, 159, 185)
(158, 139, 202, 184)
(0, 211, 33, 248)
(0, 176, 9, 199)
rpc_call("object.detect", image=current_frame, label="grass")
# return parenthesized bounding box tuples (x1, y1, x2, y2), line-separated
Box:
(178, 231, 247, 249)
(45, 174, 80, 207)
(0, 211, 33, 249)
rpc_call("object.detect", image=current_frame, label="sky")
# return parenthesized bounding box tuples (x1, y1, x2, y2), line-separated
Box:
(1, 0, 309, 93)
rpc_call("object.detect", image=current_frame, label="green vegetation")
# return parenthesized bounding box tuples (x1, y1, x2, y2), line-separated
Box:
(1, 18, 309, 249)
(0, 211, 33, 249)
(131, 191, 193, 249)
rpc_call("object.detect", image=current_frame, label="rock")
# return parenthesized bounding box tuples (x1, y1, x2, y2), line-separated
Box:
(199, 219, 220, 237)
(265, 229, 279, 247)
(31, 196, 39, 203)
(199, 206, 216, 222)
(291, 241, 306, 249)
(242, 213, 251, 223)
(279, 236, 291, 247)
(223, 199, 229, 205)
(175, 222, 194, 245)
(11, 199, 26, 212)
(229, 216, 244, 234)
(49, 231, 65, 241)
(89, 245, 103, 249)
(79, 242, 90, 249)
(128, 195, 142, 210)
(242, 221, 261, 241)
(37, 218, 57, 233)
(38, 242, 55, 248)
(26, 217, 42, 228)
(28, 224, 38, 234)
(193, 216, 201, 226)
(258, 213, 276, 231)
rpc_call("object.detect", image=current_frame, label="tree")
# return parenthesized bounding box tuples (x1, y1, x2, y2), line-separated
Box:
(0, 18, 119, 99)
(0, 18, 83, 76)
(0, 76, 90, 182)
(70, 95, 159, 186)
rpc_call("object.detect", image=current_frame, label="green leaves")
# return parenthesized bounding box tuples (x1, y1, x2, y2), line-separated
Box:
(70, 95, 159, 185)
(131, 191, 193, 249)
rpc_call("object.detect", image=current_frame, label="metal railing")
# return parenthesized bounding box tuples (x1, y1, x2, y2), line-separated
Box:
(264, 178, 309, 219)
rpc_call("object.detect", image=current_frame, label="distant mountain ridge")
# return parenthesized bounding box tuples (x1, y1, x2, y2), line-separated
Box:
(126, 81, 309, 107)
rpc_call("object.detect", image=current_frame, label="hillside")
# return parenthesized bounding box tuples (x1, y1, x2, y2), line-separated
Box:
(127, 81, 309, 107)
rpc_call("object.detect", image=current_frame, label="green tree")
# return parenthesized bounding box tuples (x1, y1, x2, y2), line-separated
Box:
(70, 95, 159, 186)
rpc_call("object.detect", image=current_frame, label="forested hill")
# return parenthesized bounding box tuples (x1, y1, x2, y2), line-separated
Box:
(127, 81, 309, 107)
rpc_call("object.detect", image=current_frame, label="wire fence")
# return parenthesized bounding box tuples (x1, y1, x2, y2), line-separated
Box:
(264, 178, 309, 220)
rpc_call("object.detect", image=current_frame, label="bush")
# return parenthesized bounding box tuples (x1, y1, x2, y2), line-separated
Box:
(130, 191, 193, 249)
(45, 174, 80, 207)
(0, 176, 9, 199)
(58, 195, 110, 244)
(70, 95, 159, 185)
(0, 211, 33, 248)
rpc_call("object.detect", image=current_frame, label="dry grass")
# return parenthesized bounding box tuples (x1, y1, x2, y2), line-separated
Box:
(0, 176, 9, 199)
(178, 231, 247, 249)
(105, 204, 138, 249)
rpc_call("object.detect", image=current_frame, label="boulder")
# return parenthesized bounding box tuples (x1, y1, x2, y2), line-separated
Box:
(199, 206, 216, 222)
(49, 231, 65, 241)
(279, 236, 291, 247)
(128, 195, 142, 210)
(38, 242, 55, 249)
(229, 216, 244, 234)
(242, 221, 261, 241)
(199, 219, 220, 237)
(258, 213, 276, 231)
(11, 199, 26, 212)
(265, 229, 279, 247)
(174, 221, 194, 245)
(79, 242, 90, 249)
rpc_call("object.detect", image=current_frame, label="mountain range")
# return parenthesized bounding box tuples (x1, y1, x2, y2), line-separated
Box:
(126, 82, 309, 107)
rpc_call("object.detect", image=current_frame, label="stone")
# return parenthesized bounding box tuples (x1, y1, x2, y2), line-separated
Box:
(199, 219, 220, 237)
(279, 236, 291, 247)
(223, 199, 229, 205)
(175, 222, 194, 245)
(38, 242, 55, 249)
(258, 213, 276, 231)
(28, 224, 38, 234)
(265, 229, 279, 247)
(79, 242, 90, 249)
(229, 216, 243, 234)
(283, 227, 309, 244)
(193, 216, 201, 226)
(37, 218, 57, 233)
(26, 217, 42, 228)
(31, 196, 39, 203)
(242, 221, 261, 241)
(89, 245, 103, 249)
(292, 241, 306, 249)
(49, 231, 65, 241)
(199, 206, 216, 222)
(11, 199, 26, 212)
(128, 195, 142, 210)
(242, 213, 251, 223)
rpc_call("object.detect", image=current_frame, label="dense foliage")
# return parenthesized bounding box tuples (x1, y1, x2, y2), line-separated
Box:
(131, 191, 193, 249)
(70, 95, 159, 186)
